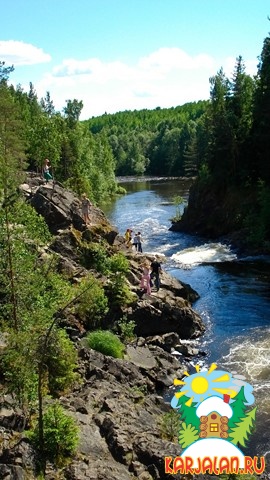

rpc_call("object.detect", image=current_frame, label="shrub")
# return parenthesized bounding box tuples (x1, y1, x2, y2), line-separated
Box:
(115, 185, 127, 195)
(159, 410, 181, 442)
(80, 242, 109, 273)
(171, 195, 184, 222)
(44, 328, 79, 396)
(108, 252, 129, 274)
(28, 402, 79, 461)
(86, 330, 125, 358)
(106, 253, 135, 307)
(117, 315, 136, 343)
(8, 199, 52, 244)
(75, 275, 108, 329)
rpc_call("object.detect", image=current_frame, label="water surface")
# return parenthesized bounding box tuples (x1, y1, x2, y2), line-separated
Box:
(102, 177, 270, 461)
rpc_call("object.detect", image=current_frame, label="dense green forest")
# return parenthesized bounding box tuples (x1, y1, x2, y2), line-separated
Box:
(175, 32, 270, 247)
(85, 100, 208, 176)
(0, 63, 117, 204)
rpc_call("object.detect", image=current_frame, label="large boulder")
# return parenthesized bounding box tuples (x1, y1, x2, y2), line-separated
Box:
(127, 293, 204, 339)
(30, 183, 118, 244)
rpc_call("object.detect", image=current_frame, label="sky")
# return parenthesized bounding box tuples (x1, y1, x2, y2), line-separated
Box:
(1, 0, 269, 120)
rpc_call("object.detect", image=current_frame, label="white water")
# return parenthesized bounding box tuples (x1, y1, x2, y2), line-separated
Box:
(171, 242, 237, 267)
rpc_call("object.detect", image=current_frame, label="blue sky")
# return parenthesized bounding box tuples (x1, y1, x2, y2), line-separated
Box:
(1, 0, 269, 119)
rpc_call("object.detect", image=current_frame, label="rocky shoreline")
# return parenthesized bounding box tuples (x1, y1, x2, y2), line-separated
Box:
(0, 178, 207, 479)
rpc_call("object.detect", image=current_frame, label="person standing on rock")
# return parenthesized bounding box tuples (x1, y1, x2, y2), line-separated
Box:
(124, 228, 132, 247)
(140, 261, 151, 294)
(133, 232, 139, 251)
(43, 159, 53, 182)
(81, 193, 92, 225)
(150, 256, 162, 291)
(137, 231, 143, 253)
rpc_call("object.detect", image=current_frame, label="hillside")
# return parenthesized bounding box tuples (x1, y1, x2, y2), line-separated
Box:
(0, 176, 205, 479)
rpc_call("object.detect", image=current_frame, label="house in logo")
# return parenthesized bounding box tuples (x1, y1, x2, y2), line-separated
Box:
(196, 395, 232, 439)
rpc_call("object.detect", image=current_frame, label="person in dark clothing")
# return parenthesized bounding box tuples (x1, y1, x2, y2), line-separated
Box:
(137, 231, 143, 253)
(150, 257, 162, 291)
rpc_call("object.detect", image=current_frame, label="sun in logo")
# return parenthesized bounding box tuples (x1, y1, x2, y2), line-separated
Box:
(172, 363, 238, 407)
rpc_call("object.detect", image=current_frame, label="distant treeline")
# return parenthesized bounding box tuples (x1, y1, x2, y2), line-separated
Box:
(85, 101, 208, 177)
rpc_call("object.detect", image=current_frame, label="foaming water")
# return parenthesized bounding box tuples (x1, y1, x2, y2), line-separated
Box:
(172, 242, 237, 267)
(217, 329, 270, 459)
(219, 329, 270, 387)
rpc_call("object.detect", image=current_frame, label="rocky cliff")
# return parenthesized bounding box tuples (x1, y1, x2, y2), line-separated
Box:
(0, 177, 206, 479)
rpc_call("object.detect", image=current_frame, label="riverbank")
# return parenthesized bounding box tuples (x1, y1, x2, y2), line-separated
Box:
(169, 181, 270, 256)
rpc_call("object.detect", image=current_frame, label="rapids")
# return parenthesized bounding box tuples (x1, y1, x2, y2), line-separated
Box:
(101, 177, 270, 463)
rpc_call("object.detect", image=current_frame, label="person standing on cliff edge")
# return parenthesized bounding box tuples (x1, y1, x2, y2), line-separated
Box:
(151, 256, 162, 291)
(81, 193, 92, 225)
(43, 158, 53, 182)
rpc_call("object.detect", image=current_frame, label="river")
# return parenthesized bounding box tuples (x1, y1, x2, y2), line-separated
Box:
(101, 177, 270, 464)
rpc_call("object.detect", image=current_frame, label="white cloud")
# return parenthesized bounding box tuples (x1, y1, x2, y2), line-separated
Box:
(0, 40, 51, 65)
(28, 47, 257, 119)
(138, 47, 214, 73)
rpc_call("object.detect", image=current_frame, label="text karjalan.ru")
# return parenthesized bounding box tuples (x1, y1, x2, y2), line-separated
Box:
(164, 455, 265, 475)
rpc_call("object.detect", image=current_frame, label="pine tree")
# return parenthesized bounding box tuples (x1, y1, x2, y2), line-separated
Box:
(228, 386, 248, 431)
(176, 394, 200, 430)
(251, 32, 270, 184)
(229, 407, 257, 447)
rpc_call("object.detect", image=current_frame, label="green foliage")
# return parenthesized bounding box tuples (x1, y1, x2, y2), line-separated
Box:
(171, 195, 184, 221)
(108, 252, 129, 274)
(244, 180, 270, 246)
(1, 328, 79, 408)
(106, 277, 135, 308)
(1, 330, 39, 409)
(28, 402, 79, 461)
(86, 101, 208, 177)
(86, 329, 125, 358)
(178, 422, 199, 448)
(80, 241, 109, 273)
(42, 328, 79, 396)
(7, 198, 52, 244)
(0, 82, 27, 198)
(197, 163, 211, 185)
(106, 253, 135, 307)
(117, 315, 136, 343)
(159, 410, 181, 442)
(75, 275, 108, 329)
(115, 185, 127, 195)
